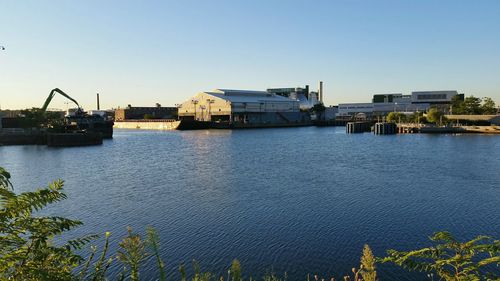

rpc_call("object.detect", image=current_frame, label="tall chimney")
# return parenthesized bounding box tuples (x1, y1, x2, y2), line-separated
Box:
(319, 81, 323, 103)
(96, 93, 100, 110)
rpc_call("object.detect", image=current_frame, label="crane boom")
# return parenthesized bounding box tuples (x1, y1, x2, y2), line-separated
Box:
(41, 88, 81, 112)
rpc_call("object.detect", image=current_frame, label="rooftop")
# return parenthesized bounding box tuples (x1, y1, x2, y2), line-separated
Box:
(204, 89, 298, 103)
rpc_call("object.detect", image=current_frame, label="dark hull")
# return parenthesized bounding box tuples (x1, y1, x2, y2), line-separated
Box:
(70, 120, 114, 138)
(176, 120, 211, 130)
(47, 132, 103, 147)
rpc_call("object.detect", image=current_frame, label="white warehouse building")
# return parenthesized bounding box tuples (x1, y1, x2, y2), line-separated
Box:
(177, 89, 309, 127)
(337, 90, 462, 118)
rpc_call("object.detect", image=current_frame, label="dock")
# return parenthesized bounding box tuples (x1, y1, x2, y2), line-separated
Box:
(346, 122, 372, 133)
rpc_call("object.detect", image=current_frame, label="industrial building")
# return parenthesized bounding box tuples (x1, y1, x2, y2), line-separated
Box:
(337, 90, 463, 118)
(337, 103, 374, 119)
(177, 89, 309, 127)
(267, 81, 324, 110)
(114, 104, 177, 121)
(411, 91, 462, 104)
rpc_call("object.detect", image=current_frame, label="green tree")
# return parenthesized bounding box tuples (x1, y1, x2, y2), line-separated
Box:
(386, 112, 397, 123)
(386, 112, 406, 123)
(18, 108, 66, 130)
(311, 103, 326, 120)
(462, 96, 483, 115)
(408, 111, 425, 124)
(426, 108, 446, 125)
(451, 95, 465, 114)
(0, 167, 96, 281)
(481, 97, 497, 115)
(381, 231, 500, 281)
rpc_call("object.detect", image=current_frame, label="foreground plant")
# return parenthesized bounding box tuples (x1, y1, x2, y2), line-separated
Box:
(359, 245, 377, 281)
(147, 225, 167, 281)
(1, 166, 498, 280)
(117, 227, 148, 281)
(381, 231, 500, 281)
(0, 167, 96, 280)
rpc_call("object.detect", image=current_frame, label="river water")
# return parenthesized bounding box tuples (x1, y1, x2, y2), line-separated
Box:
(1, 127, 499, 280)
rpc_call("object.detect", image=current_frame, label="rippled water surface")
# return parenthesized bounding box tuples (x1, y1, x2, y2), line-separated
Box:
(1, 127, 499, 280)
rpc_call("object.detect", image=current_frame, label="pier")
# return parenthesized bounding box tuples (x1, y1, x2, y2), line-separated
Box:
(346, 122, 372, 133)
(373, 122, 397, 135)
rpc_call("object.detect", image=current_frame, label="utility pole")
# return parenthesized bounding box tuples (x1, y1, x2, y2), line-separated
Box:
(192, 100, 198, 120)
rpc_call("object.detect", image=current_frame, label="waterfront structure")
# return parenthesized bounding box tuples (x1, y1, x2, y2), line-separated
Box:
(177, 89, 307, 126)
(267, 81, 324, 110)
(114, 104, 177, 121)
(267, 86, 314, 110)
(337, 103, 374, 118)
(372, 93, 407, 103)
(411, 91, 461, 104)
(324, 106, 338, 120)
(0, 110, 23, 118)
(337, 90, 463, 118)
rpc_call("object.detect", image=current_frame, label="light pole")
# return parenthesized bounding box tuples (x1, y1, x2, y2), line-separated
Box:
(200, 105, 206, 121)
(206, 99, 214, 121)
(191, 99, 198, 120)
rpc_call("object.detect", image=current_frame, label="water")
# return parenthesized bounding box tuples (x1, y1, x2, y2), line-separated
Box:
(1, 127, 499, 280)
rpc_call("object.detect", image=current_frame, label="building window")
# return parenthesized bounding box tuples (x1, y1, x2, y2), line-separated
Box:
(417, 94, 446, 100)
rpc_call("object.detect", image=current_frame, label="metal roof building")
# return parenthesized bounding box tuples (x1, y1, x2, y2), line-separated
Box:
(178, 89, 307, 126)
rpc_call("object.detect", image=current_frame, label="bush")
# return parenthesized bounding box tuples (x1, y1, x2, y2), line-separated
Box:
(381, 231, 500, 281)
(0, 168, 96, 280)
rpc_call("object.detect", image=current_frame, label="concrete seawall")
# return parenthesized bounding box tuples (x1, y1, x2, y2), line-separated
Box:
(114, 120, 180, 130)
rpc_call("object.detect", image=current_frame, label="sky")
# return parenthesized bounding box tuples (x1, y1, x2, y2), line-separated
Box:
(1, 0, 500, 110)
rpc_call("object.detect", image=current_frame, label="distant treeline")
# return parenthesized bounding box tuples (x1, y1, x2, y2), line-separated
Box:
(451, 95, 497, 115)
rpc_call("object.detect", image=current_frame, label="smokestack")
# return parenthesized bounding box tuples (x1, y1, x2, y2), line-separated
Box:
(96, 93, 100, 110)
(319, 81, 323, 103)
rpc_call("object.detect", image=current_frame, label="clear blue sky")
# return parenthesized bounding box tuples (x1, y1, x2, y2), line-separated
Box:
(1, 0, 499, 110)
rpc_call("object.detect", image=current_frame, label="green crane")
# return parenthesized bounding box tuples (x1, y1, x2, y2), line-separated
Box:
(41, 88, 81, 113)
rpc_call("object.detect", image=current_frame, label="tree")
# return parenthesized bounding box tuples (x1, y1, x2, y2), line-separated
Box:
(481, 97, 497, 115)
(386, 112, 406, 123)
(426, 108, 446, 125)
(451, 95, 465, 114)
(311, 103, 326, 121)
(18, 108, 65, 130)
(0, 167, 96, 281)
(408, 111, 425, 124)
(381, 231, 500, 281)
(386, 112, 397, 123)
(462, 96, 483, 115)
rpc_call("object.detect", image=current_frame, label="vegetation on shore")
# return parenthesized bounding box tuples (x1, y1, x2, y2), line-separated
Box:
(16, 108, 66, 130)
(1, 167, 498, 280)
(384, 94, 498, 126)
(451, 96, 497, 115)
